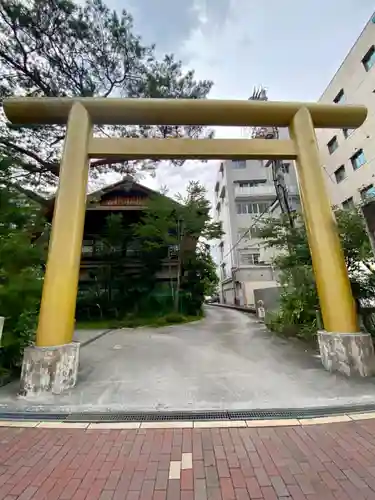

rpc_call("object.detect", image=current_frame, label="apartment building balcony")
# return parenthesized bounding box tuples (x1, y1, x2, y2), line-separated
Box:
(234, 184, 276, 198)
(234, 184, 300, 199)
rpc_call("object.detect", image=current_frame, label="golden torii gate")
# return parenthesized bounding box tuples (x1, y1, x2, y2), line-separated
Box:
(3, 97, 374, 394)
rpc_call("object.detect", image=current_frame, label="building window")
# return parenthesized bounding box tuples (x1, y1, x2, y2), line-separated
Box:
(82, 240, 94, 256)
(351, 149, 366, 170)
(342, 197, 354, 210)
(238, 181, 265, 188)
(342, 128, 354, 139)
(333, 89, 345, 103)
(281, 163, 290, 174)
(334, 165, 346, 184)
(362, 46, 375, 72)
(236, 202, 271, 215)
(240, 253, 260, 265)
(236, 203, 245, 214)
(361, 185, 375, 201)
(95, 240, 105, 253)
(221, 263, 227, 279)
(327, 136, 338, 155)
(219, 162, 224, 178)
(232, 160, 246, 169)
(219, 242, 224, 261)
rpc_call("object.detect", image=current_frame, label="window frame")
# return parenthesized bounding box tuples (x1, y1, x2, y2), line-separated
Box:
(240, 252, 261, 265)
(327, 136, 338, 155)
(342, 197, 354, 210)
(362, 46, 375, 72)
(221, 262, 227, 279)
(236, 202, 271, 215)
(82, 240, 94, 256)
(219, 241, 224, 261)
(351, 149, 366, 170)
(232, 160, 246, 169)
(333, 89, 345, 104)
(360, 184, 375, 201)
(342, 128, 354, 139)
(281, 162, 290, 174)
(334, 165, 346, 184)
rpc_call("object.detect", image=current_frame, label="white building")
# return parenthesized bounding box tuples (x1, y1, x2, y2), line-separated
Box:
(213, 138, 299, 306)
(317, 12, 375, 207)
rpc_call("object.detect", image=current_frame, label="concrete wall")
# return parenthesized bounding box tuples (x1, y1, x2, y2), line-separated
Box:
(253, 286, 282, 318)
(235, 267, 275, 282)
(245, 281, 280, 308)
(221, 280, 235, 305)
(316, 13, 375, 207)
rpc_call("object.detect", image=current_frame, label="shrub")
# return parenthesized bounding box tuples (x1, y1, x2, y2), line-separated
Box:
(0, 184, 45, 375)
(259, 208, 375, 339)
(164, 313, 186, 324)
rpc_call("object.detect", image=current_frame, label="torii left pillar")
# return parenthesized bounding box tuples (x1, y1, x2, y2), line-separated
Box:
(19, 103, 91, 397)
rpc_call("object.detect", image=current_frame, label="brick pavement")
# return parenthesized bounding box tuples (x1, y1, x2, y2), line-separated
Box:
(2, 418, 375, 499)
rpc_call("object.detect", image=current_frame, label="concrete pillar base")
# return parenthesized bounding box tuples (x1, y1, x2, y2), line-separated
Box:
(318, 330, 375, 377)
(19, 342, 80, 397)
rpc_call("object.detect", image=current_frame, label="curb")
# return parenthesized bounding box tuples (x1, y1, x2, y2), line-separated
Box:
(0, 412, 374, 429)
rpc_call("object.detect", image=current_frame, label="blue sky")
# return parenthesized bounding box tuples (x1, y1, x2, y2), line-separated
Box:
(106, 0, 375, 197)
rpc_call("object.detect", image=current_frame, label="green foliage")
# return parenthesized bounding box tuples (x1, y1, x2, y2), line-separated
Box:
(0, 0, 213, 189)
(260, 208, 375, 339)
(132, 181, 222, 313)
(182, 244, 220, 315)
(0, 170, 46, 374)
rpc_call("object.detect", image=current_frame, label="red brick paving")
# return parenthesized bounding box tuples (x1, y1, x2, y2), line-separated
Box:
(2, 420, 375, 498)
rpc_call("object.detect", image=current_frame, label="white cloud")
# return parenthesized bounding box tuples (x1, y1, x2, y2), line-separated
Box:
(107, 0, 375, 199)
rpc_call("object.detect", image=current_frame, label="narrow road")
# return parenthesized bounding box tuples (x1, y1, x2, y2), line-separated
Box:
(1, 306, 375, 412)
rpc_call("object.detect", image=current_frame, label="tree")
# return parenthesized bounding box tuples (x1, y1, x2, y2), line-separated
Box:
(0, 0, 213, 190)
(135, 181, 223, 311)
(0, 159, 46, 375)
(181, 243, 219, 315)
(259, 208, 375, 337)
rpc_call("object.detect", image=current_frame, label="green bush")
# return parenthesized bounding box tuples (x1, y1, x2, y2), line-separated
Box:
(259, 208, 375, 340)
(163, 312, 186, 324)
(0, 181, 46, 375)
(0, 310, 38, 371)
(265, 310, 316, 341)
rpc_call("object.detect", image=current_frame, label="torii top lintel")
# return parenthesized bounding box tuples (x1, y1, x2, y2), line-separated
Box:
(3, 97, 367, 129)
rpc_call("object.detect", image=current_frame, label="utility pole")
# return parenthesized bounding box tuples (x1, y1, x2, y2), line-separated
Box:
(247, 86, 294, 228)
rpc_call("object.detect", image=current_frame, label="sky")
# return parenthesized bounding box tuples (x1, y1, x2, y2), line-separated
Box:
(106, 0, 375, 200)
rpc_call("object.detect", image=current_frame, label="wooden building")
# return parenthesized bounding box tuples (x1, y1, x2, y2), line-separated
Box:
(44, 177, 180, 295)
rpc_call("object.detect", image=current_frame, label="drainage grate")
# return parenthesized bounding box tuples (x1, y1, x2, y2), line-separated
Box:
(65, 411, 229, 423)
(229, 404, 375, 421)
(1, 404, 375, 423)
(229, 410, 296, 420)
(0, 412, 68, 421)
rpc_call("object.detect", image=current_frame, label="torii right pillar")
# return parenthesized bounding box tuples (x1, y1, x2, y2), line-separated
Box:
(290, 108, 375, 377)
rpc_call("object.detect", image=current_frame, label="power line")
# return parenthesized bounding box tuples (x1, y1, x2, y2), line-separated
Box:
(222, 197, 278, 260)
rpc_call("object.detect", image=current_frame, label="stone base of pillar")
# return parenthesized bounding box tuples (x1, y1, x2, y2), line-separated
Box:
(318, 330, 375, 377)
(18, 342, 80, 397)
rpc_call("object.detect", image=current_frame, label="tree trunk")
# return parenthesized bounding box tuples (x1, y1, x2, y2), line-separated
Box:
(174, 256, 181, 312)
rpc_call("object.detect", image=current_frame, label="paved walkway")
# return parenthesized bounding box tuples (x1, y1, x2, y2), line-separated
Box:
(2, 418, 375, 499)
(1, 307, 375, 413)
